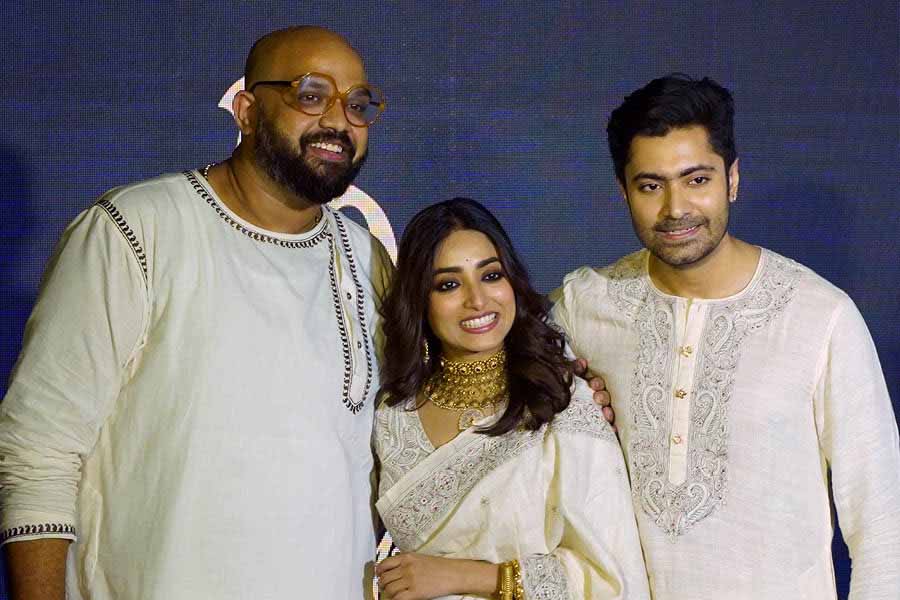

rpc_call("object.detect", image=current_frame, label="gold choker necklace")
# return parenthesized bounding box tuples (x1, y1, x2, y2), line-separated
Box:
(424, 349, 508, 430)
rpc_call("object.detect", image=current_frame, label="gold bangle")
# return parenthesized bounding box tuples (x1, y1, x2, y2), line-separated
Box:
(512, 559, 524, 600)
(497, 560, 515, 600)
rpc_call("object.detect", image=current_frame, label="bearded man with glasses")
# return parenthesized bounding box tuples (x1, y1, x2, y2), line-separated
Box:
(0, 26, 393, 600)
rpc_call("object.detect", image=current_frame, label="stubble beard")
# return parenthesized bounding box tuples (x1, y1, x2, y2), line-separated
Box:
(633, 200, 730, 268)
(254, 110, 367, 207)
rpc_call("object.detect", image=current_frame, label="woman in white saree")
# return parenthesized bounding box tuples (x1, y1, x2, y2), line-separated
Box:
(374, 199, 649, 600)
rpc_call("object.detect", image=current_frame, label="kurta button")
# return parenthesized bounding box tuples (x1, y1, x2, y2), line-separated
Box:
(679, 345, 693, 357)
(672, 434, 683, 444)
(674, 388, 687, 399)
(357, 341, 362, 349)
(346, 292, 352, 300)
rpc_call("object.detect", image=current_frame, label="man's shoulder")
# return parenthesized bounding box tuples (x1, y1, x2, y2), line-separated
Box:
(760, 247, 851, 311)
(329, 207, 395, 278)
(331, 207, 378, 243)
(551, 250, 645, 305)
(564, 250, 645, 287)
(96, 170, 196, 219)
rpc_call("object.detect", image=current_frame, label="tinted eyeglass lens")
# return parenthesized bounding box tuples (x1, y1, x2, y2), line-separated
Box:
(294, 74, 384, 125)
(295, 75, 334, 113)
(345, 86, 385, 126)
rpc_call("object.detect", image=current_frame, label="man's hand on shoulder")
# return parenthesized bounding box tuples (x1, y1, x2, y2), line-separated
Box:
(572, 358, 616, 431)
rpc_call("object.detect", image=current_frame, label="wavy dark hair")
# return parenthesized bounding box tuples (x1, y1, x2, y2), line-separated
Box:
(378, 198, 572, 436)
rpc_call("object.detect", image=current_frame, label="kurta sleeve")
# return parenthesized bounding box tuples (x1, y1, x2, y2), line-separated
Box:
(548, 273, 578, 348)
(369, 236, 395, 364)
(521, 388, 650, 600)
(549, 267, 596, 362)
(0, 202, 149, 545)
(814, 295, 900, 599)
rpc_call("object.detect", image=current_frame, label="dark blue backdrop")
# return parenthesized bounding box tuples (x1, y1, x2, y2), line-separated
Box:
(2, 2, 897, 597)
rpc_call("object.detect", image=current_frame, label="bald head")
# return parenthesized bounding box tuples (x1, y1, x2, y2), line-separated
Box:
(244, 26, 364, 88)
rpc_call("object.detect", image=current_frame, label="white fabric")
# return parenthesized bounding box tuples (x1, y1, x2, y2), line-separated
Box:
(551, 248, 900, 600)
(0, 170, 393, 599)
(374, 380, 651, 599)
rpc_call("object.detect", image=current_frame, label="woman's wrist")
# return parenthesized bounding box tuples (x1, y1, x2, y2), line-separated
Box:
(454, 559, 500, 596)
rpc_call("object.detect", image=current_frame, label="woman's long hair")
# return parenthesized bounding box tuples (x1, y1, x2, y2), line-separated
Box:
(378, 198, 572, 436)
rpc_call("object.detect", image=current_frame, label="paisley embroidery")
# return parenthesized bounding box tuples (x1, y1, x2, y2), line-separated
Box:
(551, 391, 618, 443)
(522, 554, 571, 600)
(610, 250, 803, 537)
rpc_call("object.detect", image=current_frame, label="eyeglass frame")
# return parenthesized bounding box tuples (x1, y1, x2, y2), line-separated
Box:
(247, 72, 387, 127)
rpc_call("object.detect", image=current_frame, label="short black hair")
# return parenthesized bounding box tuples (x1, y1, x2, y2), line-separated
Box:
(607, 74, 736, 183)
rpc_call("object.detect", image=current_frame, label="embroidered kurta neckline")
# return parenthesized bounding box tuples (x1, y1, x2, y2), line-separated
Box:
(610, 249, 803, 538)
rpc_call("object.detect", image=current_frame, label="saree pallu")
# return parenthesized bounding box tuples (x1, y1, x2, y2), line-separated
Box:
(374, 383, 650, 599)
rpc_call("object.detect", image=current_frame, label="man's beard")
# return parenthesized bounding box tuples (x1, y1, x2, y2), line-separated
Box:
(254, 111, 367, 206)
(632, 203, 730, 268)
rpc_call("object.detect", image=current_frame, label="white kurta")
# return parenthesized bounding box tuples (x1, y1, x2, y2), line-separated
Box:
(0, 170, 393, 599)
(550, 249, 900, 600)
(374, 381, 651, 599)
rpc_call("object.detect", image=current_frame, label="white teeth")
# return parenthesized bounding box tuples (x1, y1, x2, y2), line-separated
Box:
(311, 142, 343, 153)
(461, 313, 497, 329)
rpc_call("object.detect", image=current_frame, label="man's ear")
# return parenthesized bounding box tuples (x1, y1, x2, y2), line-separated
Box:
(617, 181, 629, 203)
(728, 158, 740, 202)
(232, 90, 257, 137)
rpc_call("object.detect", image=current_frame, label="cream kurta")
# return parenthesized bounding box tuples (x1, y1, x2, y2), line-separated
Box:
(374, 381, 651, 599)
(551, 249, 900, 600)
(0, 171, 393, 599)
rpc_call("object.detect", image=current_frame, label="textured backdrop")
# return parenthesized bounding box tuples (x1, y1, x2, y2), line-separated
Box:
(2, 2, 898, 597)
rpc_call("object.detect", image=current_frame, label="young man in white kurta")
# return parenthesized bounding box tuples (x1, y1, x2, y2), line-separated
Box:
(552, 248, 900, 599)
(0, 170, 392, 598)
(552, 74, 900, 600)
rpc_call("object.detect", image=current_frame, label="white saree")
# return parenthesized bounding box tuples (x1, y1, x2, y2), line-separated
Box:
(374, 381, 650, 599)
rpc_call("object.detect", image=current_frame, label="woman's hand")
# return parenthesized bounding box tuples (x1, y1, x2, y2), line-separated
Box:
(376, 552, 497, 600)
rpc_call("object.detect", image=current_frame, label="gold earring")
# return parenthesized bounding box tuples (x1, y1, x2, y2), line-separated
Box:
(423, 339, 430, 364)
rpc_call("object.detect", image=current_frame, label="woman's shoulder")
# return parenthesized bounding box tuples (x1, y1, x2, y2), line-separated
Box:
(374, 396, 418, 426)
(548, 378, 618, 443)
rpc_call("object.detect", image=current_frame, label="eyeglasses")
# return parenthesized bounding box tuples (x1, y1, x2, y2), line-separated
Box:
(248, 72, 386, 127)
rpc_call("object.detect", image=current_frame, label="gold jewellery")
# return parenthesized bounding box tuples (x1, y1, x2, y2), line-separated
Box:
(498, 560, 524, 600)
(423, 349, 508, 431)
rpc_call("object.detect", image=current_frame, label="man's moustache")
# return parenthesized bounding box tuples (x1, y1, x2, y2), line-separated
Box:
(654, 218, 706, 232)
